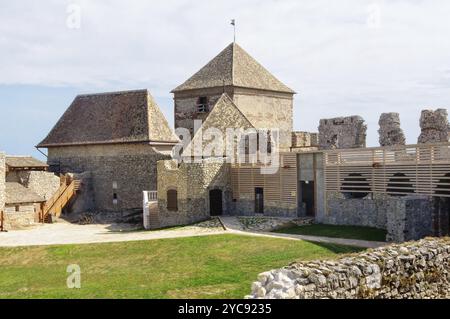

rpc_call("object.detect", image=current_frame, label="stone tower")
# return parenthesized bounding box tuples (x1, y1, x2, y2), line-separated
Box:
(171, 42, 296, 151)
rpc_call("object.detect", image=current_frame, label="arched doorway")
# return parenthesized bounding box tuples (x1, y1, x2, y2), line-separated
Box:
(209, 189, 223, 216)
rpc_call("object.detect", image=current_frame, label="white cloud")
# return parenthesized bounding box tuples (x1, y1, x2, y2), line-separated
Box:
(0, 0, 450, 146)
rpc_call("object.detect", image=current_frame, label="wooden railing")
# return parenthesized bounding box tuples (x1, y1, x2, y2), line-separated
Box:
(40, 175, 81, 222)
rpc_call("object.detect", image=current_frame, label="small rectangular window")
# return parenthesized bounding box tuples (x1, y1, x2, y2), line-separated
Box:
(15, 205, 20, 212)
(197, 96, 209, 113)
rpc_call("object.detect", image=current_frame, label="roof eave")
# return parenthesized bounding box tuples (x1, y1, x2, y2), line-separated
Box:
(36, 139, 180, 149)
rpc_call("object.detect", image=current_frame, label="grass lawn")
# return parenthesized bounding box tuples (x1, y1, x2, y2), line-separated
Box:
(0, 234, 362, 299)
(273, 224, 387, 242)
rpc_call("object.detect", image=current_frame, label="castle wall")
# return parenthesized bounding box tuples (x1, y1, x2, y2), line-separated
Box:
(174, 87, 234, 136)
(318, 116, 367, 150)
(47, 143, 171, 212)
(233, 88, 293, 151)
(157, 159, 231, 228)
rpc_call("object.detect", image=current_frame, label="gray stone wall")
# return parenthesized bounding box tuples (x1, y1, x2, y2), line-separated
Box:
(324, 195, 387, 230)
(386, 196, 434, 242)
(418, 109, 450, 144)
(47, 144, 170, 212)
(174, 87, 232, 137)
(0, 152, 5, 212)
(318, 116, 367, 150)
(378, 113, 406, 146)
(157, 159, 231, 228)
(248, 238, 450, 299)
(324, 194, 437, 242)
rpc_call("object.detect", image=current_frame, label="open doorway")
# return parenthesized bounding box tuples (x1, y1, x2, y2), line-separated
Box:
(255, 187, 264, 214)
(209, 189, 223, 216)
(301, 181, 315, 217)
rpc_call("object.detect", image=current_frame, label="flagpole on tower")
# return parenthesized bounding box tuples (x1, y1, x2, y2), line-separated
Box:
(231, 19, 236, 43)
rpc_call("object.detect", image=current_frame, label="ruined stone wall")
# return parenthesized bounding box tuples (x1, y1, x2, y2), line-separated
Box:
(318, 116, 367, 150)
(157, 159, 231, 228)
(378, 113, 406, 146)
(248, 238, 450, 299)
(292, 132, 318, 148)
(47, 144, 171, 212)
(418, 109, 450, 144)
(0, 152, 5, 212)
(233, 89, 293, 151)
(6, 171, 60, 201)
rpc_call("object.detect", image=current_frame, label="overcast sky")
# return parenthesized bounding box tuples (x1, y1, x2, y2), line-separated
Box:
(1, 0, 450, 159)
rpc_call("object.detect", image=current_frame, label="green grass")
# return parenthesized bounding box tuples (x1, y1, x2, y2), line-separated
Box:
(0, 234, 362, 299)
(273, 224, 387, 242)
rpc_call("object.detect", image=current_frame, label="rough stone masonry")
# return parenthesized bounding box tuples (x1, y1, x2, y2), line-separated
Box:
(248, 238, 450, 299)
(378, 113, 406, 146)
(418, 109, 450, 144)
(318, 116, 367, 150)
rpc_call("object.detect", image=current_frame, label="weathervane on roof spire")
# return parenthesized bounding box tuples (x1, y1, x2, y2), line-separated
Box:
(231, 19, 236, 43)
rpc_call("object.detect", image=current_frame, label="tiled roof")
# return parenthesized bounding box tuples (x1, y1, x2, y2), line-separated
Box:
(172, 43, 295, 94)
(5, 182, 45, 204)
(6, 156, 48, 169)
(37, 89, 179, 147)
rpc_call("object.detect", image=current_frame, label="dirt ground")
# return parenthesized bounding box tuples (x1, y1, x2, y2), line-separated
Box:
(0, 219, 226, 247)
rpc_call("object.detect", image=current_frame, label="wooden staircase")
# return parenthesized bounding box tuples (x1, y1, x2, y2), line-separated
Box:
(40, 174, 81, 223)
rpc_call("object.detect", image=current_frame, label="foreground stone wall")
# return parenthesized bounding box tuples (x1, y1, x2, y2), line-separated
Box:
(48, 144, 170, 212)
(248, 238, 450, 299)
(378, 113, 406, 146)
(318, 116, 367, 150)
(418, 109, 450, 144)
(0, 153, 5, 212)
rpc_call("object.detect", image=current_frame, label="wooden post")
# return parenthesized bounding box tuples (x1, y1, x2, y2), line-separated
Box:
(0, 210, 4, 232)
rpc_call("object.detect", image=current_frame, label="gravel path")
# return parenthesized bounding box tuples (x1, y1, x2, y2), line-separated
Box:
(0, 220, 227, 247)
(0, 217, 386, 249)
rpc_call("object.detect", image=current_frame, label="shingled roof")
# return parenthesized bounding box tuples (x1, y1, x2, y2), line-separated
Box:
(5, 182, 45, 204)
(6, 156, 48, 170)
(172, 43, 295, 94)
(37, 89, 179, 147)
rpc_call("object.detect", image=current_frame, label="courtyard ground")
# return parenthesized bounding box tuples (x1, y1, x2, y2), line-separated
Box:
(0, 234, 362, 299)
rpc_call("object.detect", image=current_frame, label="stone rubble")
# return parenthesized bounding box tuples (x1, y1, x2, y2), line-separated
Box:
(318, 116, 367, 150)
(236, 216, 314, 232)
(378, 113, 406, 146)
(247, 237, 450, 299)
(418, 109, 450, 144)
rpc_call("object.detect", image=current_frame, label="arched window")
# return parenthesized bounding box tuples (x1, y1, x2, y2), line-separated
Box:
(167, 189, 178, 211)
(387, 173, 414, 197)
(342, 173, 370, 199)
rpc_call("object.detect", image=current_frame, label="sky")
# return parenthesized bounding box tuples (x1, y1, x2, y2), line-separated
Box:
(1, 0, 450, 160)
